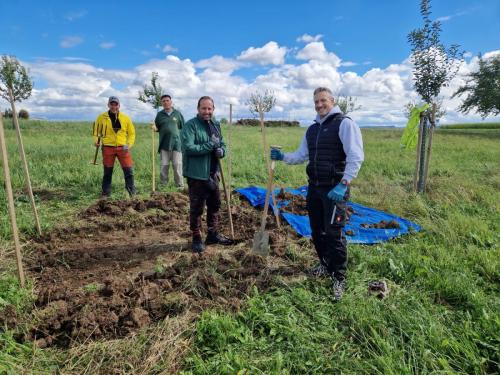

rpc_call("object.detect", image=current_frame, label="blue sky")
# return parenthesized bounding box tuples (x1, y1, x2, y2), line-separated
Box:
(1, 0, 499, 125)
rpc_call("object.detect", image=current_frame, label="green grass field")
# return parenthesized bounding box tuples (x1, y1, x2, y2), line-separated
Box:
(0, 119, 499, 374)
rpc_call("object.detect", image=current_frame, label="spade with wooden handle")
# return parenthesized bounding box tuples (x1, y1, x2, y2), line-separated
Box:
(252, 159, 277, 256)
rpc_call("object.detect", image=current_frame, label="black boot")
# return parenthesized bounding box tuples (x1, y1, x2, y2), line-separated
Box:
(192, 236, 205, 253)
(101, 167, 113, 197)
(205, 231, 234, 246)
(123, 167, 137, 197)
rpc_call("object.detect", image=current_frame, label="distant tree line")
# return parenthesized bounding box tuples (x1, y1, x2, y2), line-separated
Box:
(2, 108, 29, 119)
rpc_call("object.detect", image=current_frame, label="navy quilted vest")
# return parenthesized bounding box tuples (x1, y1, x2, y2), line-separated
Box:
(305, 113, 346, 186)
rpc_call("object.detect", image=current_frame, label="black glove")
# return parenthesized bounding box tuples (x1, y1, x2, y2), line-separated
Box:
(215, 147, 224, 158)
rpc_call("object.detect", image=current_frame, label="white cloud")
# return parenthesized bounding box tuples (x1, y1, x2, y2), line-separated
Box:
(296, 41, 341, 67)
(99, 42, 115, 50)
(13, 42, 499, 126)
(237, 41, 287, 65)
(64, 10, 88, 21)
(436, 10, 467, 22)
(60, 36, 83, 48)
(296, 34, 323, 43)
(195, 56, 241, 73)
(162, 44, 178, 53)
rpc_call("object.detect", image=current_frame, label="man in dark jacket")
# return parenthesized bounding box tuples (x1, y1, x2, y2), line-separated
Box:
(271, 87, 364, 301)
(152, 94, 185, 188)
(181, 96, 233, 253)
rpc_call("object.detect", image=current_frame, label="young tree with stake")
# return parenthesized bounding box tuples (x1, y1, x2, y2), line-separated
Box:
(138, 72, 164, 192)
(407, 0, 463, 192)
(0, 55, 41, 234)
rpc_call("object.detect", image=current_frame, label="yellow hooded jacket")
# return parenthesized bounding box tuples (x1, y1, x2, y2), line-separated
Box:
(92, 111, 136, 147)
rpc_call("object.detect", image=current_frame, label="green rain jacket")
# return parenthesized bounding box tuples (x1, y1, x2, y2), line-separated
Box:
(181, 116, 226, 180)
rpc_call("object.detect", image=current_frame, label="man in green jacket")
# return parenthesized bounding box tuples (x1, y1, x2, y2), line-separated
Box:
(152, 94, 185, 188)
(181, 96, 233, 253)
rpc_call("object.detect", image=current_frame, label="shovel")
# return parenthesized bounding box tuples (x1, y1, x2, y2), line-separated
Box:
(252, 159, 276, 256)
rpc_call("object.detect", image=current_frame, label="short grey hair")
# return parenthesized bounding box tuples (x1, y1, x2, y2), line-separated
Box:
(313, 87, 334, 98)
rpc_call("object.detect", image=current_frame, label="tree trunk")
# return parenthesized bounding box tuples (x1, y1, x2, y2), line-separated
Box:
(413, 114, 425, 191)
(0, 114, 25, 287)
(422, 104, 437, 192)
(259, 112, 270, 173)
(417, 113, 428, 193)
(8, 87, 42, 235)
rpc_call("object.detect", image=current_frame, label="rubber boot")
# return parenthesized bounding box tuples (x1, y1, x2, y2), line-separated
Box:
(102, 167, 113, 197)
(123, 167, 136, 197)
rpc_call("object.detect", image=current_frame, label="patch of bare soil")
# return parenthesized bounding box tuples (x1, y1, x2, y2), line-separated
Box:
(13, 192, 308, 348)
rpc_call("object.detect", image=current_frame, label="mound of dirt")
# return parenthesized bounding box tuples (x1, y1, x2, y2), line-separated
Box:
(20, 192, 308, 348)
(361, 220, 400, 229)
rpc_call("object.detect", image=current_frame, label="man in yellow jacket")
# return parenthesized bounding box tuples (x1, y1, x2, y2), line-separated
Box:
(92, 96, 136, 197)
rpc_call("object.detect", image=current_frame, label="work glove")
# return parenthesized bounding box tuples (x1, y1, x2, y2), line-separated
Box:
(215, 147, 224, 159)
(211, 134, 220, 148)
(123, 144, 129, 152)
(150, 122, 158, 131)
(270, 148, 284, 161)
(327, 182, 348, 201)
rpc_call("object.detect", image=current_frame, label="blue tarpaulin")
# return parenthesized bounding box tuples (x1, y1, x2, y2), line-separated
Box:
(235, 186, 421, 245)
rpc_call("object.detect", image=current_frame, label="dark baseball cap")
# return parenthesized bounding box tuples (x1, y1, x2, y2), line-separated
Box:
(108, 96, 120, 104)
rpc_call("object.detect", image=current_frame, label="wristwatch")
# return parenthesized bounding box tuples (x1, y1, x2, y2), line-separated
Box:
(341, 179, 350, 186)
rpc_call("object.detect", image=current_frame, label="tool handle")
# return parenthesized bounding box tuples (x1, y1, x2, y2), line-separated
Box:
(260, 160, 276, 231)
(92, 136, 102, 165)
(218, 159, 235, 239)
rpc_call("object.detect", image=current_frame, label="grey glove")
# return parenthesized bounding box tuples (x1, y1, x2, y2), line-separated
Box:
(210, 134, 220, 148)
(122, 144, 129, 151)
(215, 147, 224, 158)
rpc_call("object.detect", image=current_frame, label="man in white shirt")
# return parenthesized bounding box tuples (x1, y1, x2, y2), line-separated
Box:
(271, 87, 364, 301)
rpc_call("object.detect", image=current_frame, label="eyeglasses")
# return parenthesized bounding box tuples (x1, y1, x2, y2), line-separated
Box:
(109, 102, 119, 106)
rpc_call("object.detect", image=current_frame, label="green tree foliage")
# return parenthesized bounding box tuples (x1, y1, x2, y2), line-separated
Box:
(407, 0, 463, 104)
(0, 55, 33, 103)
(453, 54, 500, 118)
(246, 90, 276, 120)
(137, 72, 164, 111)
(0, 55, 33, 129)
(403, 99, 445, 121)
(336, 95, 362, 115)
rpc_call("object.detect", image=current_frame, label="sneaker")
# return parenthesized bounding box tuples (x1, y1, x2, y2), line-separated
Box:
(331, 276, 346, 301)
(205, 232, 234, 246)
(307, 263, 329, 277)
(192, 238, 205, 253)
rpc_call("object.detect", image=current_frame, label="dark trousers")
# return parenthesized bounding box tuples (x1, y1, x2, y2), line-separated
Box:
(306, 184, 349, 279)
(187, 175, 221, 239)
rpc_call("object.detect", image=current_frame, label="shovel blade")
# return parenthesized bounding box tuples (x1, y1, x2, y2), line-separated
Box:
(252, 230, 269, 256)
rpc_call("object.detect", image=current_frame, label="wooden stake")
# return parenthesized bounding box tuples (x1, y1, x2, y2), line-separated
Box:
(423, 104, 437, 191)
(218, 159, 234, 239)
(227, 104, 233, 201)
(0, 114, 25, 287)
(8, 88, 41, 235)
(152, 126, 156, 192)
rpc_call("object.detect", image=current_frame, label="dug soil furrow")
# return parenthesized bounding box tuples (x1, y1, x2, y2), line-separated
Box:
(20, 192, 309, 348)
